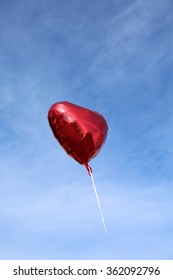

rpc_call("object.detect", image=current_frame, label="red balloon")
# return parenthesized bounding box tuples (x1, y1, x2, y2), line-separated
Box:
(48, 101, 108, 174)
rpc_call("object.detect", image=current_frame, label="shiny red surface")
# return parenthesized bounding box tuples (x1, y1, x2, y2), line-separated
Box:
(48, 101, 108, 171)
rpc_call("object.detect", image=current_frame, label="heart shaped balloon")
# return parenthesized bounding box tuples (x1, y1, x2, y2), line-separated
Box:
(48, 101, 108, 174)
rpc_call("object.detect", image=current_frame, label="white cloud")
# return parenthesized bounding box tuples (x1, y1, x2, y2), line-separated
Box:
(86, 0, 173, 89)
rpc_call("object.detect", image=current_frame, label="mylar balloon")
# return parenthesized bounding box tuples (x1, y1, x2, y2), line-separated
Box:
(48, 101, 108, 175)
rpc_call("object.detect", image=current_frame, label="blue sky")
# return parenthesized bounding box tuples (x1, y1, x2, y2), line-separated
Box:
(0, 0, 173, 259)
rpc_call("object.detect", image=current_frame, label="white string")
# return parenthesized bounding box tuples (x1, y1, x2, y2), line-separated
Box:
(90, 172, 109, 239)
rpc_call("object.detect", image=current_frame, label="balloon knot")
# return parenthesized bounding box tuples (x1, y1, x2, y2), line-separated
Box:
(84, 163, 92, 176)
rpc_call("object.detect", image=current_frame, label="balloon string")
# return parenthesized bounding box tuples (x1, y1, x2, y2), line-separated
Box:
(84, 163, 92, 176)
(90, 171, 110, 245)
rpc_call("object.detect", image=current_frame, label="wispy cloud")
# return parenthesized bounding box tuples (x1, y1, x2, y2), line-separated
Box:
(87, 0, 173, 89)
